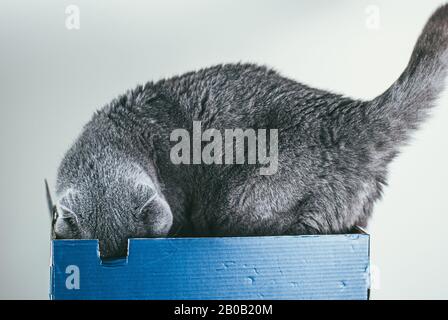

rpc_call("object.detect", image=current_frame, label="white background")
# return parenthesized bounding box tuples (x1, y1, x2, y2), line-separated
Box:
(0, 0, 447, 299)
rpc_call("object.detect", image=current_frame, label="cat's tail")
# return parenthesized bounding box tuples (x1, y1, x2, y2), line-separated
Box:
(368, 4, 448, 142)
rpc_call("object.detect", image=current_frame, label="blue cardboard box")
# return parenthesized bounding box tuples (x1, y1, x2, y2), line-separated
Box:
(50, 232, 370, 300)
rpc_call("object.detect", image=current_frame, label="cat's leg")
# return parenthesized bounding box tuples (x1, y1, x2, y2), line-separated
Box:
(207, 200, 324, 236)
(205, 178, 345, 236)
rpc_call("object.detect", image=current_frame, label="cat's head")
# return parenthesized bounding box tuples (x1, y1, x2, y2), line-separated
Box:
(54, 151, 173, 259)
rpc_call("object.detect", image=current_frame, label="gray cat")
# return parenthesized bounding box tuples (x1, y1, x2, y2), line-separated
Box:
(52, 5, 448, 258)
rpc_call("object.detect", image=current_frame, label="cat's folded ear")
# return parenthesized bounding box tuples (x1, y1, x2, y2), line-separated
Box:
(137, 192, 173, 236)
(52, 188, 81, 239)
(56, 188, 79, 213)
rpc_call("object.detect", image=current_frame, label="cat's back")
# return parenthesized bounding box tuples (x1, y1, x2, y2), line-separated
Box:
(159, 63, 283, 97)
(157, 63, 325, 129)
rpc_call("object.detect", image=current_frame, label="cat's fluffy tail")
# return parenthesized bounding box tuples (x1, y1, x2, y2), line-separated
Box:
(369, 4, 448, 141)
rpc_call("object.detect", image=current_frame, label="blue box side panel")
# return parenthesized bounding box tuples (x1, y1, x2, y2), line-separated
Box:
(51, 235, 369, 300)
